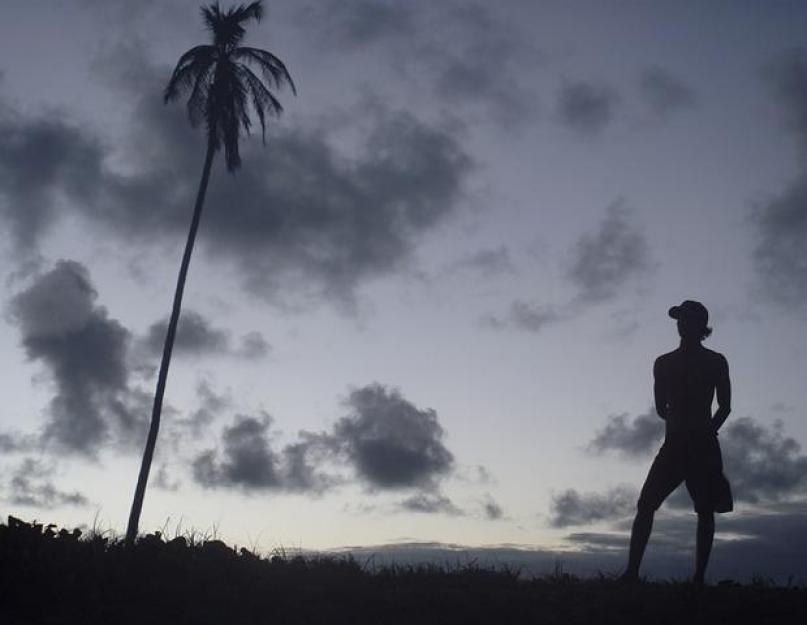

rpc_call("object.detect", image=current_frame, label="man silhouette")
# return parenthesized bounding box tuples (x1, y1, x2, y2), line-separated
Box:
(622, 300, 732, 584)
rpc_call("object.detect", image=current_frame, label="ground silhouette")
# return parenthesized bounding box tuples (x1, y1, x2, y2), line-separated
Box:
(1, 516, 805, 625)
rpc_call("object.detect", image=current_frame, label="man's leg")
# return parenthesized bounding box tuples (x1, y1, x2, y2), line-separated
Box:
(623, 441, 681, 581)
(694, 511, 714, 583)
(623, 505, 654, 580)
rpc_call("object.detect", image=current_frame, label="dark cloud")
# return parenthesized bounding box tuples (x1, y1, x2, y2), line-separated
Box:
(507, 300, 565, 333)
(0, 49, 473, 309)
(447, 246, 514, 277)
(193, 413, 335, 494)
(237, 331, 272, 359)
(549, 485, 637, 527)
(588, 409, 664, 459)
(0, 110, 105, 252)
(193, 414, 281, 490)
(9, 260, 147, 455)
(421, 3, 538, 127)
(176, 380, 230, 440)
(481, 495, 504, 520)
(144, 310, 229, 356)
(97, 54, 472, 309)
(721, 417, 807, 504)
(399, 493, 463, 515)
(151, 464, 181, 492)
(300, 1, 538, 128)
(0, 432, 38, 454)
(332, 383, 454, 490)
(192, 383, 457, 502)
(556, 80, 619, 136)
(298, 0, 415, 48)
(487, 202, 652, 333)
(751, 176, 807, 311)
(637, 66, 695, 119)
(4, 458, 89, 508)
(752, 50, 807, 311)
(566, 201, 652, 303)
(765, 49, 807, 153)
(143, 310, 270, 360)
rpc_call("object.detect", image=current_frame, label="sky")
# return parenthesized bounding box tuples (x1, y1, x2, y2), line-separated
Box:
(1, 0, 807, 582)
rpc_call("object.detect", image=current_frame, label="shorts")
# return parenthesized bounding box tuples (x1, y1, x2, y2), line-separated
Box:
(637, 431, 733, 514)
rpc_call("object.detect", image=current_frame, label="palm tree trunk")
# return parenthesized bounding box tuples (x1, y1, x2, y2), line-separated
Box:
(125, 138, 217, 546)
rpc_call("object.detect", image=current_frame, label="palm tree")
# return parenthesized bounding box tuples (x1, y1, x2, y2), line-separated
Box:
(125, 0, 295, 545)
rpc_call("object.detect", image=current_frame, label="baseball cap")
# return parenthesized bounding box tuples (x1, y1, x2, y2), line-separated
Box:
(668, 300, 709, 325)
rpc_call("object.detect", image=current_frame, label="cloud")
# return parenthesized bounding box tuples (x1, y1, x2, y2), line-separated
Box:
(0, 432, 38, 454)
(0, 109, 105, 253)
(764, 49, 807, 153)
(637, 66, 695, 119)
(751, 177, 807, 311)
(566, 201, 652, 303)
(399, 493, 463, 515)
(4, 458, 89, 508)
(447, 246, 514, 277)
(193, 414, 281, 490)
(481, 495, 504, 520)
(176, 380, 230, 440)
(721, 417, 807, 504)
(298, 0, 415, 48)
(142, 311, 269, 359)
(192, 413, 336, 494)
(95, 53, 473, 309)
(237, 331, 272, 359)
(331, 383, 454, 490)
(556, 80, 619, 136)
(9, 260, 147, 455)
(751, 49, 807, 311)
(300, 1, 539, 128)
(192, 383, 458, 501)
(549, 485, 637, 527)
(144, 310, 228, 356)
(487, 202, 652, 333)
(588, 409, 664, 459)
(0, 49, 473, 309)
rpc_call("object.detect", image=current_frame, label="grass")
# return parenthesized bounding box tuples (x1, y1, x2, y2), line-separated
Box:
(1, 516, 805, 624)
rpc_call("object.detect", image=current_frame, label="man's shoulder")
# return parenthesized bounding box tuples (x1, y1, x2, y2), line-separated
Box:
(701, 346, 728, 363)
(654, 350, 677, 370)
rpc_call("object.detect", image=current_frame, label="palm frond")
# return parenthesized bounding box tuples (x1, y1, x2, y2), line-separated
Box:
(164, 45, 216, 102)
(233, 46, 297, 95)
(167, 1, 293, 172)
(203, 0, 264, 49)
(236, 64, 283, 144)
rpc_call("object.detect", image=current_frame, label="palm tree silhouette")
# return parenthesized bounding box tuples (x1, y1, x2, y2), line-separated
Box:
(125, 0, 295, 545)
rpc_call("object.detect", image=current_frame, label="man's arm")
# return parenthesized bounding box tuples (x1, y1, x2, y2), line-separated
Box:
(711, 355, 731, 433)
(653, 357, 667, 420)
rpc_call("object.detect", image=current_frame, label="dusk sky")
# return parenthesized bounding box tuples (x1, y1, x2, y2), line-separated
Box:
(1, 0, 807, 581)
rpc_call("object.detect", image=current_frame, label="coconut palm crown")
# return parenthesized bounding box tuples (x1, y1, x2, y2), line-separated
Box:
(164, 0, 296, 171)
(125, 0, 294, 545)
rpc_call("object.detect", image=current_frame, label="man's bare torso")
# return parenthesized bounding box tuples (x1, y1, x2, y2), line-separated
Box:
(654, 346, 729, 435)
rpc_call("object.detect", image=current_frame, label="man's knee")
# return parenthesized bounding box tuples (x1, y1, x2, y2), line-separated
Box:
(636, 494, 659, 515)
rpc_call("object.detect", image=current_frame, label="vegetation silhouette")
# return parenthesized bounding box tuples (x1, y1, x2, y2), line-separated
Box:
(623, 300, 733, 584)
(2, 516, 805, 625)
(125, 0, 296, 545)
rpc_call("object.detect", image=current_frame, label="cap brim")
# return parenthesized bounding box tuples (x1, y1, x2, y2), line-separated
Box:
(668, 306, 681, 320)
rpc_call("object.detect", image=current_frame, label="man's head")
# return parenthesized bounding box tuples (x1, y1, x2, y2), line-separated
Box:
(668, 300, 712, 341)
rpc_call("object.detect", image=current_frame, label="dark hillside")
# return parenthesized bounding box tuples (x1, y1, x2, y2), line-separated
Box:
(1, 517, 805, 625)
